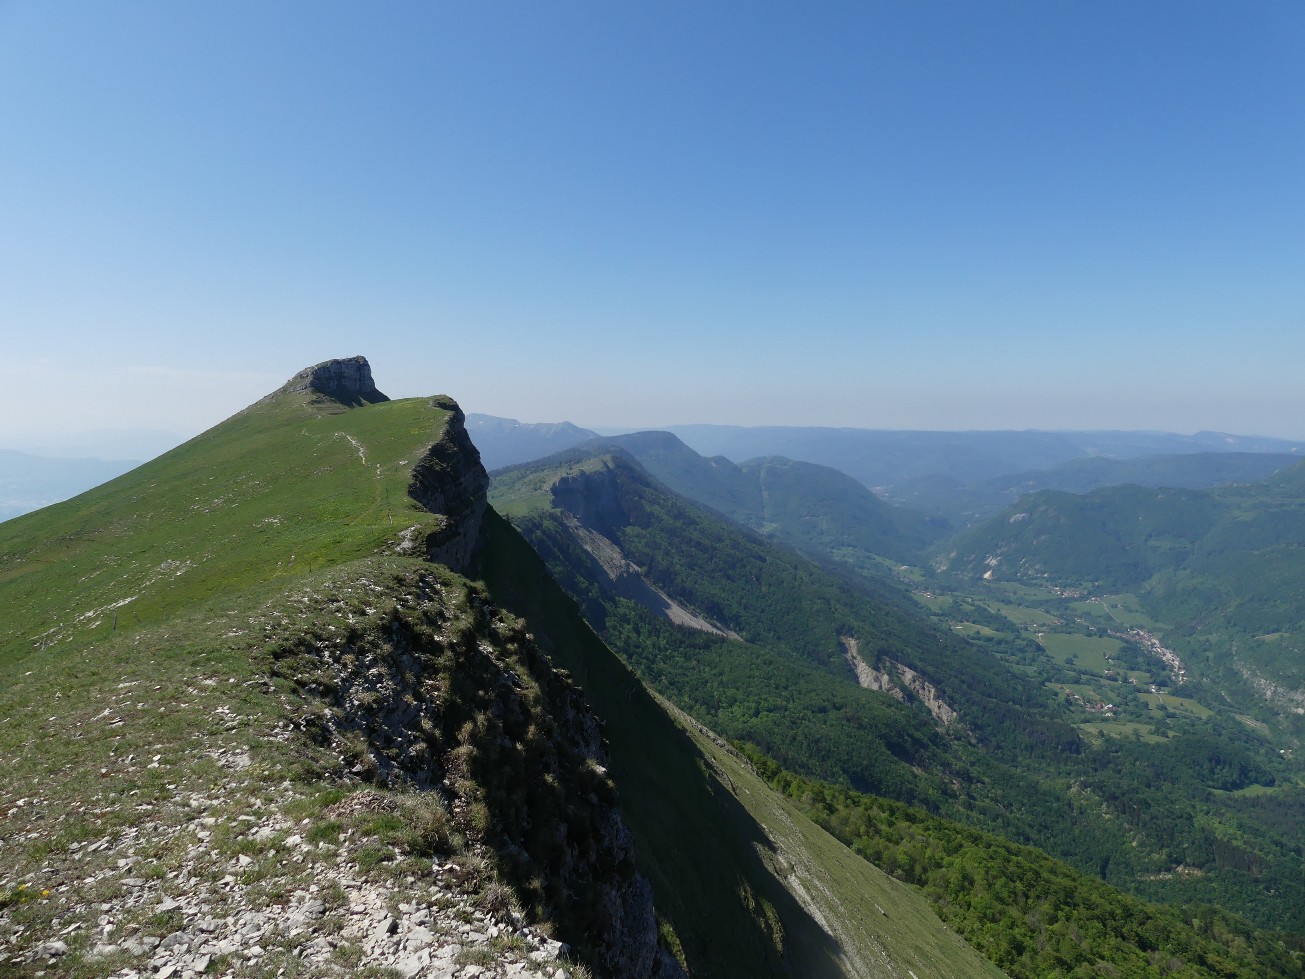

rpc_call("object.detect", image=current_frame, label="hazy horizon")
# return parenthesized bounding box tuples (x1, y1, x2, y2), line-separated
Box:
(4, 4, 1303, 445)
(10, 400, 1305, 466)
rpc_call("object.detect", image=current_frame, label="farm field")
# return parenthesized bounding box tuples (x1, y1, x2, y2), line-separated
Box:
(1038, 633, 1125, 672)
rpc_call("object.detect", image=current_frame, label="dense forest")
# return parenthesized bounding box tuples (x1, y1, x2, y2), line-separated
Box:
(748, 750, 1304, 979)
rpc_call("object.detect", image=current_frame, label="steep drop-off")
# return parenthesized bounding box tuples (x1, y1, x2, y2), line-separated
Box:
(0, 358, 1003, 979)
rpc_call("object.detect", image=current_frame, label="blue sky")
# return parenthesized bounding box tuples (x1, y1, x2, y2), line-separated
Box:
(3, 1, 1303, 453)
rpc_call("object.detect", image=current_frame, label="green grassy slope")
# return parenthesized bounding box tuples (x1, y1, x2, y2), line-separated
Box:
(0, 375, 1000, 978)
(0, 388, 453, 663)
(674, 702, 1007, 979)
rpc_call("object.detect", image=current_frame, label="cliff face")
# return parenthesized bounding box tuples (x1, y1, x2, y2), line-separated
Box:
(271, 562, 677, 978)
(549, 456, 637, 538)
(274, 355, 390, 405)
(276, 397, 679, 978)
(408, 397, 490, 574)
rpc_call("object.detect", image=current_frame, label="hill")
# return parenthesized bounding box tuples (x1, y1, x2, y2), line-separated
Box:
(466, 413, 598, 471)
(0, 358, 999, 979)
(575, 430, 948, 566)
(490, 444, 1305, 971)
(891, 452, 1300, 527)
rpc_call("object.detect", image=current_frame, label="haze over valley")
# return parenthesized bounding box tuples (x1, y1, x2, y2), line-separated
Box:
(4, 3, 1305, 977)
(5, 358, 1305, 977)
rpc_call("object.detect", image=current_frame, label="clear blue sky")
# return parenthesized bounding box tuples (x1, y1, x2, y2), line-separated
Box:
(3, 1, 1303, 452)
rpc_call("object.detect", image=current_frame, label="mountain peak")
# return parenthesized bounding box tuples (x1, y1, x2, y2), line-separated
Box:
(275, 355, 389, 406)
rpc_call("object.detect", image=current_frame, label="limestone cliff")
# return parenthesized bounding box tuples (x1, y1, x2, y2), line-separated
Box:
(407, 397, 490, 574)
(272, 563, 678, 978)
(273, 396, 679, 978)
(841, 636, 959, 726)
(273, 354, 390, 406)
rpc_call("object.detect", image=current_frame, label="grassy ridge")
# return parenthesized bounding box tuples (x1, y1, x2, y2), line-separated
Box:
(1, 380, 1002, 978)
(0, 390, 451, 671)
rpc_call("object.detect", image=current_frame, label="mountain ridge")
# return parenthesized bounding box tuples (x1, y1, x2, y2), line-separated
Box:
(0, 362, 682, 977)
(0, 357, 1003, 979)
(665, 424, 1305, 492)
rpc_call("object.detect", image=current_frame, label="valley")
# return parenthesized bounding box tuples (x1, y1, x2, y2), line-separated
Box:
(0, 361, 1009, 979)
(5, 366, 1305, 978)
(911, 584, 1199, 741)
(486, 429, 1305, 973)
(12, 4, 1305, 978)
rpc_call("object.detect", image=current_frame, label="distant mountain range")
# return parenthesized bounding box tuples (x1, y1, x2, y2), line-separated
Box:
(664, 424, 1305, 490)
(893, 451, 1301, 527)
(465, 413, 598, 470)
(467, 415, 1305, 532)
(567, 430, 947, 567)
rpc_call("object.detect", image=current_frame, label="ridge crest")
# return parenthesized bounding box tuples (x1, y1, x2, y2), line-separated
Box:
(274, 355, 388, 405)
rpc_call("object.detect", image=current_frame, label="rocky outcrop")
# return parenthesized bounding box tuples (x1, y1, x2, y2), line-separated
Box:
(840, 637, 958, 726)
(840, 637, 907, 701)
(0, 740, 579, 978)
(273, 355, 390, 406)
(271, 562, 681, 978)
(408, 397, 490, 573)
(893, 659, 959, 726)
(1236, 662, 1305, 715)
(565, 516, 739, 639)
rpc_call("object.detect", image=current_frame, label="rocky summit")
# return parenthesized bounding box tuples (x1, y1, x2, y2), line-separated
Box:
(273, 355, 390, 406)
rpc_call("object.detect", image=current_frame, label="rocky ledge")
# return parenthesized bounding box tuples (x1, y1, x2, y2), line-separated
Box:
(1, 741, 580, 979)
(406, 397, 490, 574)
(272, 356, 389, 406)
